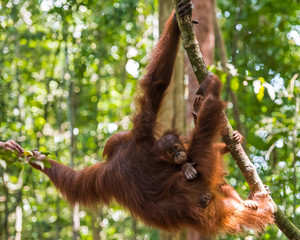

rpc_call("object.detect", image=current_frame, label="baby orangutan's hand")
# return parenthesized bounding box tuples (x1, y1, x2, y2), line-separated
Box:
(181, 162, 198, 180)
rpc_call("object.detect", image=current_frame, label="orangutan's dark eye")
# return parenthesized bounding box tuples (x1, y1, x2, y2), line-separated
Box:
(168, 149, 173, 154)
(174, 145, 178, 150)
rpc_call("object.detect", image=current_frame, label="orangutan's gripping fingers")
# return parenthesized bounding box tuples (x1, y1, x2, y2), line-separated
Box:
(232, 131, 244, 144)
(244, 200, 258, 210)
(178, 0, 193, 18)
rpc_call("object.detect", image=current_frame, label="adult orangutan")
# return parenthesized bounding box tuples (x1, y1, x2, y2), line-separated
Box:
(29, 0, 273, 235)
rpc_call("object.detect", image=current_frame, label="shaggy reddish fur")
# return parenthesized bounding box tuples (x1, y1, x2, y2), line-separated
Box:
(30, 6, 274, 235)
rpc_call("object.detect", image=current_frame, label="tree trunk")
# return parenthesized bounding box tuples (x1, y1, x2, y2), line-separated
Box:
(15, 206, 22, 240)
(64, 34, 80, 240)
(158, 0, 186, 239)
(184, 0, 216, 239)
(186, 0, 215, 130)
(90, 209, 102, 240)
(55, 198, 61, 239)
(159, 0, 186, 132)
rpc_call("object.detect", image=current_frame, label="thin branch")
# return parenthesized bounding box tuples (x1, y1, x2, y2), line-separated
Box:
(213, 9, 244, 138)
(173, 0, 300, 239)
(292, 92, 299, 219)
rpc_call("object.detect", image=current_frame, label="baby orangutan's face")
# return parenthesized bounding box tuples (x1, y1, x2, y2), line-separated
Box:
(158, 134, 187, 165)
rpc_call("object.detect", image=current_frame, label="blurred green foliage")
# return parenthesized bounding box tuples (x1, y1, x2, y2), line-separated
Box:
(1, 0, 159, 238)
(0, 0, 299, 239)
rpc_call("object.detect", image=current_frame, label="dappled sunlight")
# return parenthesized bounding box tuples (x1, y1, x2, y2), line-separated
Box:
(0, 0, 299, 239)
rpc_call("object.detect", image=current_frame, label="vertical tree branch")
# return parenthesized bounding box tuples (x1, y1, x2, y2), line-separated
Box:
(173, 0, 208, 83)
(173, 0, 300, 239)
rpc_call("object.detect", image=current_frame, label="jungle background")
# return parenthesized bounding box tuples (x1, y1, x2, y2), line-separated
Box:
(0, 0, 299, 239)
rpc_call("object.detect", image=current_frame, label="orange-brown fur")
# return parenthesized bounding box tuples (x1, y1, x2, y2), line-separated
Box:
(30, 3, 273, 235)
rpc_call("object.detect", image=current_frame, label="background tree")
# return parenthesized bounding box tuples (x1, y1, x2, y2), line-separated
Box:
(0, 0, 299, 239)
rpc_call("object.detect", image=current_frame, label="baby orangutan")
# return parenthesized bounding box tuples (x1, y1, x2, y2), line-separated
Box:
(157, 132, 213, 208)
(157, 93, 244, 209)
(157, 131, 198, 180)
